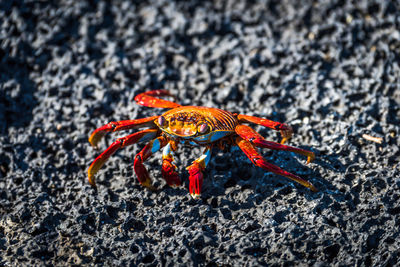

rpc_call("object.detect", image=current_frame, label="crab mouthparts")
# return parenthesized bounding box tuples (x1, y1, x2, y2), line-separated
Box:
(170, 126, 196, 136)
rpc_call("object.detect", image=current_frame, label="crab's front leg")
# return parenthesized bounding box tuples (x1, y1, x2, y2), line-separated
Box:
(161, 142, 181, 187)
(186, 146, 212, 199)
(134, 136, 168, 189)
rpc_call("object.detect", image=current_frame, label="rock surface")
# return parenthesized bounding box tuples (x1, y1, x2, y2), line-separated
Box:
(1, 0, 399, 265)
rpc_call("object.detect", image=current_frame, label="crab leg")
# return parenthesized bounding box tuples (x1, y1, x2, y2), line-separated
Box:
(186, 146, 212, 198)
(88, 129, 159, 187)
(134, 89, 181, 109)
(237, 114, 293, 144)
(134, 136, 169, 189)
(161, 142, 181, 187)
(236, 137, 318, 192)
(89, 116, 159, 148)
(235, 125, 315, 163)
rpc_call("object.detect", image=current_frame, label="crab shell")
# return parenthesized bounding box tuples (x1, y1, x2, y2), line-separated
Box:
(154, 106, 238, 145)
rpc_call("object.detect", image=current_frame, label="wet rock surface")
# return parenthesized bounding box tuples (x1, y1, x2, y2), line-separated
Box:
(1, 0, 399, 265)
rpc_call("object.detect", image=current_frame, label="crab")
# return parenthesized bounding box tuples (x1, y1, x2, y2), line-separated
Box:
(88, 90, 317, 198)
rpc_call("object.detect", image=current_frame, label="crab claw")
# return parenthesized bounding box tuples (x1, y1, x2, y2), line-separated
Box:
(133, 154, 156, 191)
(133, 136, 168, 191)
(187, 162, 204, 199)
(162, 158, 181, 187)
(161, 143, 181, 187)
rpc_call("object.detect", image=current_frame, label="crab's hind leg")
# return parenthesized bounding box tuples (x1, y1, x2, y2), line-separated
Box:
(235, 125, 315, 163)
(236, 137, 318, 192)
(134, 136, 169, 189)
(134, 89, 181, 109)
(237, 114, 293, 144)
(88, 129, 159, 187)
(89, 116, 159, 148)
(186, 146, 213, 199)
(161, 142, 181, 187)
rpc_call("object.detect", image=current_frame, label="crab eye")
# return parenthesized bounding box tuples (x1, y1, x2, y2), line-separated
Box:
(198, 123, 209, 134)
(158, 116, 167, 127)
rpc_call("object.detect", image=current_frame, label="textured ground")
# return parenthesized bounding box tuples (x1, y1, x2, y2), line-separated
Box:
(1, 0, 400, 266)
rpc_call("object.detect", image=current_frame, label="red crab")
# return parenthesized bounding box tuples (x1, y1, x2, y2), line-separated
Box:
(88, 90, 317, 198)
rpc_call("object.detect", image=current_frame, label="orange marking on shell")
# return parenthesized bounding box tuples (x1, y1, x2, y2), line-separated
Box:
(161, 106, 238, 134)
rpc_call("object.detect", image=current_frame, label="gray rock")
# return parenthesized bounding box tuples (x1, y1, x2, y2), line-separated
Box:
(1, 0, 399, 266)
